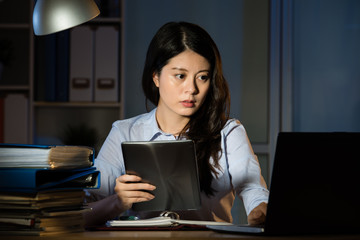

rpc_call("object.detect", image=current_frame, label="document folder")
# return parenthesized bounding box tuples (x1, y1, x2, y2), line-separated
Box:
(94, 26, 119, 102)
(69, 26, 94, 102)
(0, 167, 100, 192)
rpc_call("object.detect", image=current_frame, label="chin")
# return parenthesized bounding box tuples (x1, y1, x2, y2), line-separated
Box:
(178, 109, 197, 117)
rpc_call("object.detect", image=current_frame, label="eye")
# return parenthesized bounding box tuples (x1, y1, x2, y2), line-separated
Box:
(175, 74, 185, 79)
(197, 74, 210, 82)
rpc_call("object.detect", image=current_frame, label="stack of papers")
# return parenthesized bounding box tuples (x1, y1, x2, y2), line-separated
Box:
(0, 144, 94, 168)
(0, 190, 89, 236)
(0, 143, 100, 236)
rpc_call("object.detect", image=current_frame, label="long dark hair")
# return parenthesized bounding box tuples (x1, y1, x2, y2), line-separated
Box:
(142, 22, 230, 196)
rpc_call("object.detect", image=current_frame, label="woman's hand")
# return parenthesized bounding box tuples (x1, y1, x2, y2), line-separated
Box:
(247, 202, 267, 226)
(114, 174, 156, 211)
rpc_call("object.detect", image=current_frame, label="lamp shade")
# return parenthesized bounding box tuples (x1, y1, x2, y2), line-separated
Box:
(33, 0, 100, 36)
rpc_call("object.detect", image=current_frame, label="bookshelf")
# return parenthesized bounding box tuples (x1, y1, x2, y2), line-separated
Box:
(0, 0, 34, 144)
(0, 0, 124, 153)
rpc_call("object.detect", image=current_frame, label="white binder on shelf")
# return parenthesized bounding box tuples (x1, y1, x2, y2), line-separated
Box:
(94, 26, 119, 102)
(4, 94, 29, 144)
(69, 26, 94, 102)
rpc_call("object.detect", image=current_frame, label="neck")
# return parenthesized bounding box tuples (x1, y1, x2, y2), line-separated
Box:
(155, 108, 189, 136)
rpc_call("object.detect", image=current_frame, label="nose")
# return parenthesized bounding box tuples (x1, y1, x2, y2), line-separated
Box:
(185, 78, 198, 94)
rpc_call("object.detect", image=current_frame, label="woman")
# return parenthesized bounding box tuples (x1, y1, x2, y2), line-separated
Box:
(84, 21, 268, 226)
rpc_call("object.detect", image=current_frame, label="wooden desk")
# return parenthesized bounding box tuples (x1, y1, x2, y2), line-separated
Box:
(3, 230, 360, 240)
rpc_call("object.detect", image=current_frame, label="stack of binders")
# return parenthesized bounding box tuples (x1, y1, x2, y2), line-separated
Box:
(0, 144, 100, 236)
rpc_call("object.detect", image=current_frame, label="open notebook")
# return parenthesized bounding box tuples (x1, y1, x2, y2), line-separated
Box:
(107, 216, 232, 228)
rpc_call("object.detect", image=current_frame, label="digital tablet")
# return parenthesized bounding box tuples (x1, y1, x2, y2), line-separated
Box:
(121, 140, 201, 212)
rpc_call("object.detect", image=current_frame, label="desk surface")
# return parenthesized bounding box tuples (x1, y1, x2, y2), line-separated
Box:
(3, 230, 360, 240)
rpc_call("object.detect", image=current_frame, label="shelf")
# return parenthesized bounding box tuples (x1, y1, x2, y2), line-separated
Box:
(0, 85, 30, 91)
(33, 101, 122, 108)
(90, 17, 122, 24)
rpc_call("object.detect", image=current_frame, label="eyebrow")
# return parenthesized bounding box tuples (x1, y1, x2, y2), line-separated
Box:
(171, 67, 210, 74)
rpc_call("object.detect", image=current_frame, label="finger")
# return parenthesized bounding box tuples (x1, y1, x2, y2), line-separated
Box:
(117, 175, 157, 188)
(128, 183, 156, 191)
(116, 180, 156, 191)
(116, 176, 156, 190)
(121, 190, 155, 202)
(117, 174, 142, 183)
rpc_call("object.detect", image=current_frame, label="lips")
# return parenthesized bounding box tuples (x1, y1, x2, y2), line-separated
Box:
(181, 100, 195, 108)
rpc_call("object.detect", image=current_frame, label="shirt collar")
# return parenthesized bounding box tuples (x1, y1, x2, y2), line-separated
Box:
(144, 108, 180, 141)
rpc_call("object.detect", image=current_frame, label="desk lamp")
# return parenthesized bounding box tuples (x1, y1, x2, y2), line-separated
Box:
(33, 0, 100, 36)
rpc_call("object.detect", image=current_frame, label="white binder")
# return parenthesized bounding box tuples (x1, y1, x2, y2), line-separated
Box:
(94, 26, 119, 102)
(4, 94, 29, 144)
(69, 26, 94, 102)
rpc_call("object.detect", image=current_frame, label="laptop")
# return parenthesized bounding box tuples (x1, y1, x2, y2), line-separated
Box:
(121, 140, 201, 212)
(208, 132, 360, 235)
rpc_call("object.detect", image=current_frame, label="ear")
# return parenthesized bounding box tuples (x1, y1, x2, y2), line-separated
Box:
(152, 72, 160, 87)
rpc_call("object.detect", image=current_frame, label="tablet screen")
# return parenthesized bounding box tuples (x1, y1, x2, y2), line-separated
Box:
(121, 140, 201, 212)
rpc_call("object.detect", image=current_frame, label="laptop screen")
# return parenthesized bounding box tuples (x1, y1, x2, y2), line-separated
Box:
(265, 132, 360, 234)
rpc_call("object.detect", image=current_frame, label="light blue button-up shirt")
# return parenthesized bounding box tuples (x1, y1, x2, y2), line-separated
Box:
(87, 108, 269, 222)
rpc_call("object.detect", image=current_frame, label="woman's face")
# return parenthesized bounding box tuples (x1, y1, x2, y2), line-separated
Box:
(153, 50, 211, 120)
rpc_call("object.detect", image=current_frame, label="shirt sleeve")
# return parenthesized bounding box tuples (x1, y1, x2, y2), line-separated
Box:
(86, 122, 126, 201)
(223, 119, 269, 215)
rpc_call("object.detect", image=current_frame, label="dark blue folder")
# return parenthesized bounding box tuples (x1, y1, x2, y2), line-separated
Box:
(0, 167, 100, 192)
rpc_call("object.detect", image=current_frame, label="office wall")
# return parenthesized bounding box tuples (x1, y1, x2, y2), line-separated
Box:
(292, 0, 360, 132)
